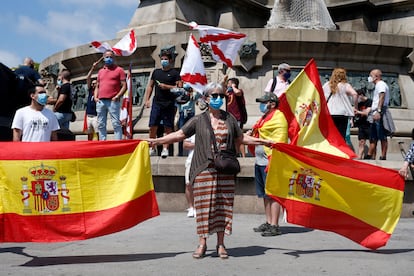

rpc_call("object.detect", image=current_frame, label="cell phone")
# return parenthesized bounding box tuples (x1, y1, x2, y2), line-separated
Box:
(155, 80, 161, 85)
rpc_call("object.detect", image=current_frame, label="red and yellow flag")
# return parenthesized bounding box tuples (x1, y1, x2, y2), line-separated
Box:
(0, 140, 159, 242)
(278, 59, 356, 158)
(266, 143, 404, 250)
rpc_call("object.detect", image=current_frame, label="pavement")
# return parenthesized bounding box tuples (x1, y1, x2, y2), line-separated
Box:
(1, 212, 414, 276)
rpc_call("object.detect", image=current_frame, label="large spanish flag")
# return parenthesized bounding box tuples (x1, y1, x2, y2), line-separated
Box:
(0, 140, 159, 242)
(267, 143, 404, 250)
(278, 59, 356, 158)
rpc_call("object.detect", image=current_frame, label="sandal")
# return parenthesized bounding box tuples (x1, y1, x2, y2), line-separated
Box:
(192, 244, 207, 259)
(216, 244, 228, 259)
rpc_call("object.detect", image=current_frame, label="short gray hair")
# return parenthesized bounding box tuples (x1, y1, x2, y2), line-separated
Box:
(278, 62, 290, 72)
(202, 82, 223, 97)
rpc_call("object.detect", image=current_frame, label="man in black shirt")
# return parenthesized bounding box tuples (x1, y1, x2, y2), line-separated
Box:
(144, 50, 182, 158)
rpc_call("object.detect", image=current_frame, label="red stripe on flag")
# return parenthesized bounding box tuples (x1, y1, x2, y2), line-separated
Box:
(180, 73, 207, 85)
(200, 32, 246, 43)
(210, 44, 233, 67)
(0, 140, 143, 160)
(0, 190, 159, 242)
(271, 196, 391, 250)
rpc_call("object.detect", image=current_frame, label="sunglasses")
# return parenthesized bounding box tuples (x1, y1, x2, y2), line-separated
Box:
(210, 93, 225, 99)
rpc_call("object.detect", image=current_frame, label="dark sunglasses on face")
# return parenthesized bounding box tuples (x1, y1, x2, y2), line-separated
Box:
(210, 93, 225, 99)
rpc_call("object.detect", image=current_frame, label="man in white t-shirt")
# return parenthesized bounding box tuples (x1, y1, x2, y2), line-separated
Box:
(264, 63, 291, 97)
(12, 84, 60, 142)
(366, 69, 390, 160)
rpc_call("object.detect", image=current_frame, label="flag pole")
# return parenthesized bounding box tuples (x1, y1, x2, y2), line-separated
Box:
(128, 62, 133, 139)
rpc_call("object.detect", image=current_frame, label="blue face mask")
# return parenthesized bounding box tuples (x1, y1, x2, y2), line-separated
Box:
(161, 60, 169, 68)
(37, 93, 48, 106)
(104, 57, 113, 66)
(57, 79, 63, 86)
(259, 102, 268, 113)
(227, 87, 233, 92)
(283, 72, 291, 80)
(209, 97, 223, 110)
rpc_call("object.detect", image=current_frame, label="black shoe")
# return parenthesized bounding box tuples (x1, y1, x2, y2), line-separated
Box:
(379, 156, 386, 160)
(261, 225, 282, 237)
(253, 222, 270, 232)
(363, 155, 372, 160)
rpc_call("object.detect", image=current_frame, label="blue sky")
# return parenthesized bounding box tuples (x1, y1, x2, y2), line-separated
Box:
(0, 0, 138, 68)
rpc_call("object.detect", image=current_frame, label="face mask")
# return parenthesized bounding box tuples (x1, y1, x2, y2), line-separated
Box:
(57, 80, 63, 86)
(227, 87, 233, 92)
(283, 72, 291, 80)
(161, 60, 169, 68)
(259, 103, 268, 113)
(209, 97, 223, 110)
(104, 57, 113, 66)
(367, 76, 374, 83)
(37, 93, 48, 106)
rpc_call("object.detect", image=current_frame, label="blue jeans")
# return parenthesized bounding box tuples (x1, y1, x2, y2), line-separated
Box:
(255, 164, 268, 198)
(96, 99, 122, 140)
(54, 112, 72, 129)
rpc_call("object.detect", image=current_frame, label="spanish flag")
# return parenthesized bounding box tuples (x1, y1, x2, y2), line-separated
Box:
(266, 143, 404, 250)
(278, 59, 356, 158)
(0, 140, 159, 242)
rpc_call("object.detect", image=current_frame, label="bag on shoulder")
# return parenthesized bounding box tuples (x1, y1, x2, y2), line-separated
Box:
(214, 149, 240, 175)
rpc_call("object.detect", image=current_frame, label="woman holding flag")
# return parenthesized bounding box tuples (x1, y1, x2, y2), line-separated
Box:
(148, 82, 271, 259)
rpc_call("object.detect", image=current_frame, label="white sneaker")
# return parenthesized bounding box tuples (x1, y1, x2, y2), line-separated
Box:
(161, 148, 169, 158)
(187, 207, 195, 218)
(149, 148, 157, 156)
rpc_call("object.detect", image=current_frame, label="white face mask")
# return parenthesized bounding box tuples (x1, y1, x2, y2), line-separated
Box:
(367, 76, 374, 83)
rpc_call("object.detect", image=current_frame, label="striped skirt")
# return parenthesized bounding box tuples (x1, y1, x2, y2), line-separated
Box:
(193, 167, 235, 238)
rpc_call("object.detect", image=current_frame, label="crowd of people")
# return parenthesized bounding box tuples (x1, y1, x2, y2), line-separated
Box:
(5, 54, 412, 259)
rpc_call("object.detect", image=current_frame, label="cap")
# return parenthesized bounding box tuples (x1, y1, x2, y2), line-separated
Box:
(256, 93, 278, 103)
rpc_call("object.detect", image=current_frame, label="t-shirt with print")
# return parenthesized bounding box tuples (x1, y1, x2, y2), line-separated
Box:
(12, 106, 60, 141)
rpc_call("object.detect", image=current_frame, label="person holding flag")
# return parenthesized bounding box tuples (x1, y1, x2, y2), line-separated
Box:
(249, 92, 288, 236)
(147, 82, 272, 259)
(84, 59, 101, 140)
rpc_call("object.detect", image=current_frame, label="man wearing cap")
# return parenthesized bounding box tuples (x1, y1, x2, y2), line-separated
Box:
(248, 92, 288, 236)
(264, 63, 291, 97)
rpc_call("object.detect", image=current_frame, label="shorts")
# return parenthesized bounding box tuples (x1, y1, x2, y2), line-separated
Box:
(370, 119, 387, 141)
(358, 125, 370, 140)
(149, 102, 175, 128)
(87, 115, 98, 134)
(255, 164, 268, 198)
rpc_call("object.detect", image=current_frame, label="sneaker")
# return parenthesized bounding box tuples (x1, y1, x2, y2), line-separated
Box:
(161, 148, 169, 158)
(261, 225, 282, 237)
(187, 207, 195, 218)
(149, 148, 157, 156)
(253, 222, 270, 232)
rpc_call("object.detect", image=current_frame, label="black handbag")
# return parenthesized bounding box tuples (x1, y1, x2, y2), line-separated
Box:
(205, 114, 240, 175)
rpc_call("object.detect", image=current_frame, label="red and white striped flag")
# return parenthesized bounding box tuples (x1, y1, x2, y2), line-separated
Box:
(180, 34, 208, 93)
(91, 29, 137, 56)
(121, 63, 133, 139)
(189, 21, 246, 68)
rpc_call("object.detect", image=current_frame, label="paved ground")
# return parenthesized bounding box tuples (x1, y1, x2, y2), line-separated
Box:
(1, 212, 414, 276)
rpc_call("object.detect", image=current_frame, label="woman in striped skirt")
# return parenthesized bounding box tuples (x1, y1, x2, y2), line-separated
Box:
(148, 82, 272, 259)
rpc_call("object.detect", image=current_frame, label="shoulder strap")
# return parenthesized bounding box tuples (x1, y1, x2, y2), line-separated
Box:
(326, 92, 333, 103)
(203, 113, 219, 154)
(270, 76, 277, 93)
